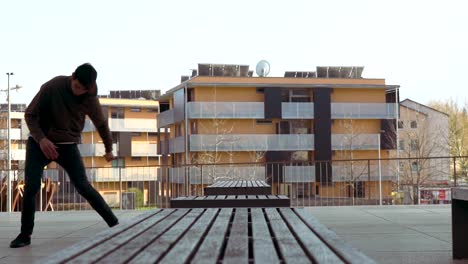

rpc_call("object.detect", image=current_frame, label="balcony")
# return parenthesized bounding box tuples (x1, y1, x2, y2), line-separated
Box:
(282, 103, 314, 119)
(332, 164, 395, 182)
(158, 109, 175, 128)
(331, 103, 397, 119)
(169, 136, 185, 153)
(0, 128, 22, 140)
(86, 167, 158, 182)
(284, 165, 316, 183)
(84, 118, 157, 132)
(131, 143, 158, 156)
(0, 149, 26, 160)
(332, 134, 379, 150)
(187, 102, 264, 119)
(168, 165, 266, 184)
(78, 144, 118, 157)
(190, 134, 314, 151)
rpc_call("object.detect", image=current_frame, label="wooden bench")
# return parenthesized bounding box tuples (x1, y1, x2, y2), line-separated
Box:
(452, 187, 468, 259)
(43, 208, 375, 264)
(171, 195, 290, 208)
(204, 180, 271, 195)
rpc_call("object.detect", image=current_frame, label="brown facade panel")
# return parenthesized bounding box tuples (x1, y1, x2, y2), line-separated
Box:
(117, 132, 132, 157)
(264, 87, 282, 119)
(313, 88, 332, 183)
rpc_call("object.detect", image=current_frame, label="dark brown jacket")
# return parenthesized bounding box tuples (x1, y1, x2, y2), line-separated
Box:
(25, 76, 113, 153)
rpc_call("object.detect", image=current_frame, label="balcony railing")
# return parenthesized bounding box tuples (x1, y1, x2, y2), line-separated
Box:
(131, 143, 158, 156)
(331, 103, 397, 119)
(284, 165, 316, 183)
(332, 134, 379, 150)
(169, 136, 185, 153)
(187, 102, 264, 119)
(0, 128, 22, 140)
(169, 165, 266, 184)
(158, 109, 175, 128)
(190, 134, 314, 151)
(86, 167, 158, 182)
(0, 149, 26, 160)
(84, 118, 157, 132)
(282, 103, 314, 119)
(78, 144, 118, 157)
(332, 164, 394, 182)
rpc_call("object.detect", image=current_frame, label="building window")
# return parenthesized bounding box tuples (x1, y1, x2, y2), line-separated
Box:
(131, 132, 141, 137)
(398, 121, 404, 129)
(256, 88, 265, 93)
(112, 158, 125, 168)
(256, 120, 272, 124)
(411, 161, 419, 172)
(130, 108, 141, 112)
(175, 124, 182, 137)
(410, 121, 418, 129)
(147, 108, 159, 113)
(399, 140, 405, 150)
(410, 139, 418, 151)
(131, 157, 142, 161)
(148, 132, 158, 137)
(111, 107, 124, 119)
(190, 121, 198, 134)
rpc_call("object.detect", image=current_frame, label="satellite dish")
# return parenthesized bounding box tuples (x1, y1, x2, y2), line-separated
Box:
(256, 60, 270, 77)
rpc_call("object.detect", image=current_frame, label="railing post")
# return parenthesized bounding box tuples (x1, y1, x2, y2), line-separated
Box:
(454, 157, 457, 187)
(119, 167, 122, 210)
(201, 165, 204, 196)
(368, 159, 371, 201)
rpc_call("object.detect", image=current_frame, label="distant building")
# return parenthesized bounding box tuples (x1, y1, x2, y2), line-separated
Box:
(398, 99, 450, 184)
(157, 63, 400, 201)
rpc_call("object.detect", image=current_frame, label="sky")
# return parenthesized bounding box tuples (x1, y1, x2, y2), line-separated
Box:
(0, 0, 466, 106)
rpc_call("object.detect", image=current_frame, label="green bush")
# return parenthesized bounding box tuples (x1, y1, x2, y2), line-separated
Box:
(127, 187, 144, 208)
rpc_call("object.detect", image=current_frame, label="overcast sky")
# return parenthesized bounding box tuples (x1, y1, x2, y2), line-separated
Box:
(0, 0, 466, 106)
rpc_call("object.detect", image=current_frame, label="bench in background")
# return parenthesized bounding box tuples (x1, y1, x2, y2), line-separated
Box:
(171, 195, 290, 208)
(204, 180, 271, 195)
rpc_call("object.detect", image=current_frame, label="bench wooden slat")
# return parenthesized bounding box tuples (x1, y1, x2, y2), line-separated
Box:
(159, 208, 219, 263)
(95, 209, 189, 263)
(265, 208, 310, 262)
(192, 208, 233, 264)
(279, 208, 344, 263)
(43, 209, 163, 264)
(171, 195, 290, 208)
(294, 208, 376, 264)
(204, 180, 271, 195)
(223, 208, 249, 263)
(130, 209, 205, 263)
(68, 209, 176, 263)
(251, 208, 281, 264)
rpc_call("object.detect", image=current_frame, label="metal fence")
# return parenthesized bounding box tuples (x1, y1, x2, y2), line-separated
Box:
(1, 156, 467, 211)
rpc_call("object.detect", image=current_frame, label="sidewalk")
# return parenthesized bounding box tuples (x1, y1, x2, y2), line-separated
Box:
(0, 205, 463, 264)
(307, 205, 462, 264)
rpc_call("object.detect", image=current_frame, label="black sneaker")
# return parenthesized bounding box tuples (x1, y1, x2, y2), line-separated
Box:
(10, 233, 31, 248)
(108, 220, 119, 228)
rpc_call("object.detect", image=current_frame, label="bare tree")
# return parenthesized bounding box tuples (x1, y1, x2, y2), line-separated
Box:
(336, 119, 371, 205)
(428, 99, 468, 182)
(398, 115, 446, 204)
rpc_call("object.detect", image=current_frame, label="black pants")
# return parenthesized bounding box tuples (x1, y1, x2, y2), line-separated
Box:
(21, 137, 118, 235)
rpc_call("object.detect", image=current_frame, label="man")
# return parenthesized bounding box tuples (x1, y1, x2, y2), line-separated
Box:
(10, 63, 119, 248)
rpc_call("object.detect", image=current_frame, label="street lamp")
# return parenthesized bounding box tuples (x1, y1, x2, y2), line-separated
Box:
(5, 73, 22, 213)
(6, 72, 13, 213)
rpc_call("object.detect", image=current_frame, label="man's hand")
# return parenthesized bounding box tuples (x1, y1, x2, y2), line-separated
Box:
(39, 138, 59, 160)
(103, 152, 115, 162)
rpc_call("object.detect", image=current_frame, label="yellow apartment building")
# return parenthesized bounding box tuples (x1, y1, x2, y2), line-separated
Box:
(0, 104, 28, 179)
(157, 64, 400, 202)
